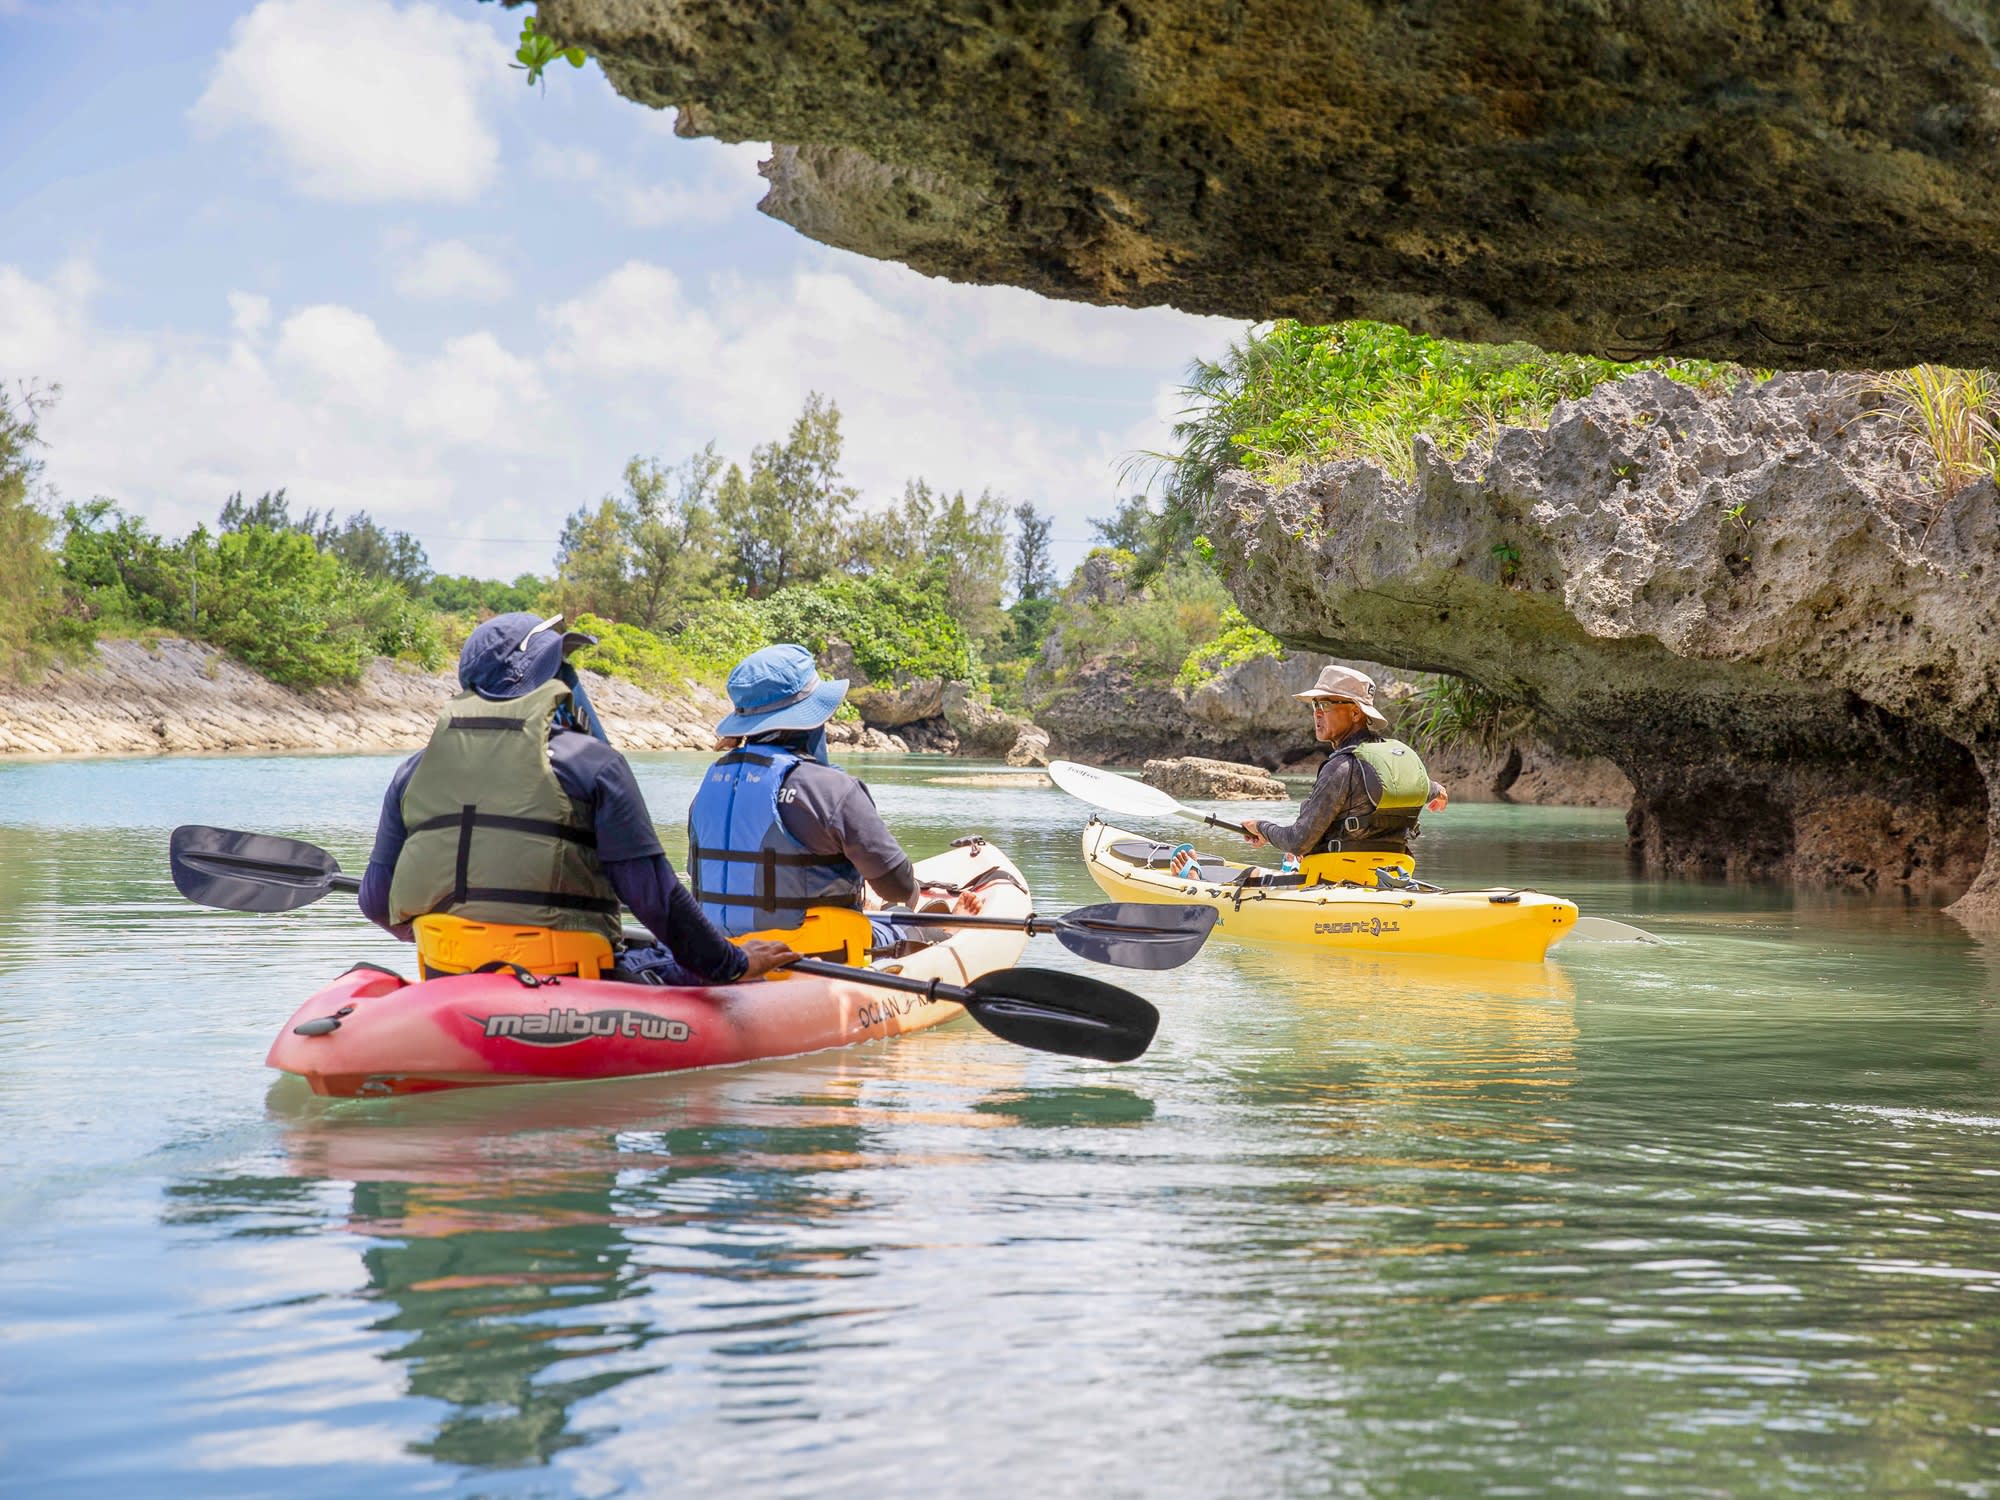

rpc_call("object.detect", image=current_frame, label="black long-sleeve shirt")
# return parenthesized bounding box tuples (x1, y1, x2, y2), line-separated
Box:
(357, 728, 747, 984)
(1252, 729, 1444, 856)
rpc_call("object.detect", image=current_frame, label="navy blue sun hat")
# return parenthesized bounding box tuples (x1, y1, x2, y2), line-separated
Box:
(716, 643, 848, 736)
(459, 612, 597, 701)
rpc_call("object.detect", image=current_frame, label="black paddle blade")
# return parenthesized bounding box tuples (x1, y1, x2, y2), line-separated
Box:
(170, 825, 344, 912)
(965, 967, 1160, 1063)
(1054, 902, 1217, 971)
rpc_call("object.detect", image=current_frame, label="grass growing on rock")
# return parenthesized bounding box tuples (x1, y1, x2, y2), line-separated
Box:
(1150, 320, 1744, 509)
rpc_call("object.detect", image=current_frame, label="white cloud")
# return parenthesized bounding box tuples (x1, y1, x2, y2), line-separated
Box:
(227, 291, 271, 339)
(6, 250, 1236, 581)
(3, 260, 550, 560)
(543, 255, 1239, 543)
(190, 0, 505, 203)
(849, 257, 1244, 367)
(391, 238, 515, 302)
(276, 303, 402, 401)
(530, 137, 765, 230)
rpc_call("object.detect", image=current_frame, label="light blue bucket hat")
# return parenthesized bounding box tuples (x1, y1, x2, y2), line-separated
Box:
(715, 643, 848, 736)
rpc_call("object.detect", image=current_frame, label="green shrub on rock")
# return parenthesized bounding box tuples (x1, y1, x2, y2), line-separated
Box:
(1174, 606, 1285, 692)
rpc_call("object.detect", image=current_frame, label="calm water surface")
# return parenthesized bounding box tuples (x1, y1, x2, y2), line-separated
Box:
(2, 752, 1998, 1497)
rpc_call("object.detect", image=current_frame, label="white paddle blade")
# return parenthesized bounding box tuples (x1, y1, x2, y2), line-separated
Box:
(1563, 916, 1666, 945)
(1048, 760, 1187, 820)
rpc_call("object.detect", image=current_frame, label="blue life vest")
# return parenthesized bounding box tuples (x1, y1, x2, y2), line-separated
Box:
(686, 745, 866, 935)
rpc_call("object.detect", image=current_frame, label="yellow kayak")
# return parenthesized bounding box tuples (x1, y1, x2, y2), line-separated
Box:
(1080, 820, 1579, 963)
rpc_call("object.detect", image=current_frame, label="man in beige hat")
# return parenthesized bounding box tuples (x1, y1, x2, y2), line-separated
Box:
(1241, 664, 1447, 871)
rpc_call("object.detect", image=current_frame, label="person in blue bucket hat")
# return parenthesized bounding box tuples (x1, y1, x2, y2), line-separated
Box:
(687, 643, 978, 951)
(358, 612, 795, 985)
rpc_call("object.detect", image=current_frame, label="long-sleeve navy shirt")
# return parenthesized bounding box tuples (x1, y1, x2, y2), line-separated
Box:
(358, 728, 748, 984)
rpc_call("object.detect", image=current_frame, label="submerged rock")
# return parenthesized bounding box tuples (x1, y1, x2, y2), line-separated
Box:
(1204, 371, 2000, 926)
(542, 0, 2000, 365)
(1142, 757, 1287, 801)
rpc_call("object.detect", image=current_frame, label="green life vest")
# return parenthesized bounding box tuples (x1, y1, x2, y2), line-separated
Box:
(386, 680, 622, 944)
(1351, 737, 1431, 812)
(1314, 736, 1432, 854)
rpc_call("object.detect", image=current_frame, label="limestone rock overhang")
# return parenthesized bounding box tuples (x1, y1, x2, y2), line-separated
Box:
(527, 0, 2000, 366)
(1201, 371, 2000, 926)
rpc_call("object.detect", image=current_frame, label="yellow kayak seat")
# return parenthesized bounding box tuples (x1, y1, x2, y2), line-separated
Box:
(1299, 850, 1416, 885)
(413, 913, 615, 981)
(737, 905, 873, 978)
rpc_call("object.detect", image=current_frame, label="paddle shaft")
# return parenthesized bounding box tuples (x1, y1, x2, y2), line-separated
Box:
(1182, 808, 1249, 833)
(783, 955, 980, 1004)
(873, 909, 1186, 937)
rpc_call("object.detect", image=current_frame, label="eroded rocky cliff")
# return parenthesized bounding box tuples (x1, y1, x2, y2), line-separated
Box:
(1204, 372, 2000, 926)
(535, 0, 2000, 365)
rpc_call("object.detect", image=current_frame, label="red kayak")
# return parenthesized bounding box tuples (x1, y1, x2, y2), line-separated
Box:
(267, 842, 1031, 1098)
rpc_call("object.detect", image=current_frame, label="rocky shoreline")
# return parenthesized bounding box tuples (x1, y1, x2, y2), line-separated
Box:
(0, 639, 1629, 821)
(0, 638, 815, 761)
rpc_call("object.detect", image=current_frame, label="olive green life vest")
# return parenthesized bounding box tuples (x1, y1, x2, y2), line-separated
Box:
(1313, 736, 1432, 854)
(386, 680, 621, 945)
(1351, 738, 1431, 812)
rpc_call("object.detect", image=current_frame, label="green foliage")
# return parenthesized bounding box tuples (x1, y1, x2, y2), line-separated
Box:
(1173, 605, 1284, 691)
(1865, 365, 2000, 548)
(1402, 673, 1531, 755)
(568, 613, 702, 694)
(56, 501, 441, 687)
(192, 527, 373, 686)
(425, 572, 546, 615)
(1054, 561, 1234, 683)
(218, 488, 431, 591)
(761, 567, 979, 684)
(1087, 494, 1195, 585)
(1147, 319, 1745, 519)
(846, 479, 1010, 644)
(716, 392, 858, 597)
(575, 564, 980, 702)
(511, 12, 586, 88)
(1010, 502, 1055, 602)
(59, 499, 186, 628)
(0, 383, 88, 679)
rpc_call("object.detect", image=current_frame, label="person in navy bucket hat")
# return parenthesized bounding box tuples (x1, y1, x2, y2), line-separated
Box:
(687, 643, 982, 949)
(357, 613, 794, 986)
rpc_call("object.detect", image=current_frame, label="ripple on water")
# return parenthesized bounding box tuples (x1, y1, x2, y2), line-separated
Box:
(3, 759, 1998, 1496)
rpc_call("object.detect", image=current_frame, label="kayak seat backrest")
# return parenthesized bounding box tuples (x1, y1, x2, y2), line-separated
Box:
(1108, 839, 1230, 874)
(738, 904, 874, 975)
(414, 913, 614, 980)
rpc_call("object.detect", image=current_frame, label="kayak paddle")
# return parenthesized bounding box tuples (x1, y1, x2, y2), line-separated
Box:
(1563, 916, 1665, 945)
(880, 903, 1217, 970)
(778, 957, 1157, 1063)
(170, 824, 1213, 969)
(170, 824, 1162, 1063)
(170, 824, 360, 910)
(1048, 759, 1253, 833)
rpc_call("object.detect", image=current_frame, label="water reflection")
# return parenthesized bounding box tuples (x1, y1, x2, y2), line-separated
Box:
(161, 1046, 1157, 1477)
(11, 754, 2000, 1495)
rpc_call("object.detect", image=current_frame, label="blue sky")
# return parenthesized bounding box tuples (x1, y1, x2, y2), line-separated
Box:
(0, 0, 1244, 582)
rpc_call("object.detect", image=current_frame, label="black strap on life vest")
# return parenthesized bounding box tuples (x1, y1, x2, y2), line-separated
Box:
(425, 803, 618, 916)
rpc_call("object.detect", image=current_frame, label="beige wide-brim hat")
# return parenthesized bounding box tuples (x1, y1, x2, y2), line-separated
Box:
(1293, 663, 1390, 726)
